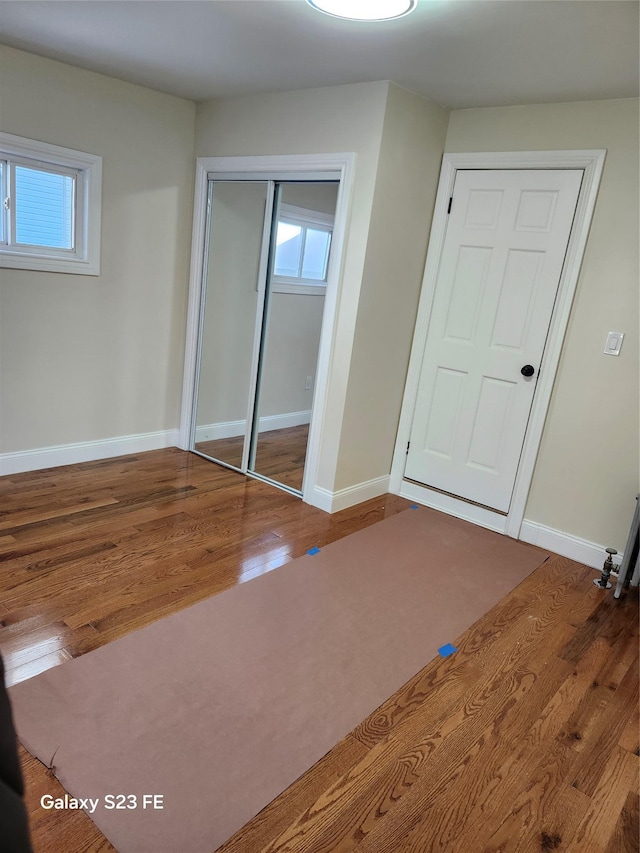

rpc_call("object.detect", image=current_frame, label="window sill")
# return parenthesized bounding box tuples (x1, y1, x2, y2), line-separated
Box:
(0, 250, 100, 276)
(271, 278, 326, 296)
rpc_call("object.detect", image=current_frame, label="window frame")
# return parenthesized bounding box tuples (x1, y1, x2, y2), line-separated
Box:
(272, 203, 334, 296)
(0, 132, 102, 275)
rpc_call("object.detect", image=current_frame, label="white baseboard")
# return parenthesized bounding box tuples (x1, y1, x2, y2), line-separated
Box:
(519, 519, 623, 571)
(307, 475, 390, 514)
(195, 419, 246, 442)
(0, 429, 180, 476)
(260, 410, 311, 432)
(195, 410, 312, 443)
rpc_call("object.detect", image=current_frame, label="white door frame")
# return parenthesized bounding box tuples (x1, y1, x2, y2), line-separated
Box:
(390, 149, 606, 537)
(179, 153, 355, 507)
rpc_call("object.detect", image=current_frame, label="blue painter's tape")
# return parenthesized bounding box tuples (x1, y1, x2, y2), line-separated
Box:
(307, 547, 321, 555)
(409, 504, 419, 509)
(438, 643, 458, 658)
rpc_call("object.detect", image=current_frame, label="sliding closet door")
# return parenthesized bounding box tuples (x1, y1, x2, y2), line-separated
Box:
(250, 182, 338, 492)
(192, 181, 269, 470)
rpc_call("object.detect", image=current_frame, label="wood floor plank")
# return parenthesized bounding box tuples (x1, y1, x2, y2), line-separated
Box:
(559, 591, 626, 665)
(603, 790, 640, 853)
(1, 618, 84, 665)
(4, 648, 73, 688)
(467, 769, 589, 853)
(0, 615, 101, 665)
(59, 557, 211, 630)
(618, 699, 640, 756)
(0, 520, 86, 552)
(557, 621, 640, 753)
(0, 496, 119, 532)
(567, 653, 639, 797)
(565, 746, 639, 853)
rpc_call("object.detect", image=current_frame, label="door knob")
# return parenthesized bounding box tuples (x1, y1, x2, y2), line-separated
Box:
(520, 364, 535, 377)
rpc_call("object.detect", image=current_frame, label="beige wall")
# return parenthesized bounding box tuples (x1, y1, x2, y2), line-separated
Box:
(259, 293, 325, 418)
(445, 99, 639, 549)
(280, 182, 338, 216)
(335, 84, 449, 489)
(0, 46, 196, 453)
(195, 82, 390, 491)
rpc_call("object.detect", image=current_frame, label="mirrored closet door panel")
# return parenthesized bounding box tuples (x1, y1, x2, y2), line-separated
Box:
(192, 181, 269, 470)
(250, 182, 339, 492)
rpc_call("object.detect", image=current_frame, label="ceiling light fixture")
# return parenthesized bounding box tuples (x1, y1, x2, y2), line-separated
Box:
(307, 0, 417, 22)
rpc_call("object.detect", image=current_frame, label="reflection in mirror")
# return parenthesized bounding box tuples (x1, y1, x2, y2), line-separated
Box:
(251, 182, 338, 492)
(193, 181, 268, 469)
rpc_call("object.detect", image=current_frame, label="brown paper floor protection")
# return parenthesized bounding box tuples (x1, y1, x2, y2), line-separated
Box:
(9, 506, 548, 852)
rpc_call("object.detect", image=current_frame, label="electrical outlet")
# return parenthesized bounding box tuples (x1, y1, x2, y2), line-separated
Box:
(305, 376, 313, 390)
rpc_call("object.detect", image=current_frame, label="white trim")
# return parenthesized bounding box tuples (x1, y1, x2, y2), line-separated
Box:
(0, 131, 102, 275)
(244, 181, 276, 473)
(195, 410, 312, 442)
(254, 410, 312, 433)
(195, 419, 246, 443)
(390, 149, 606, 539)
(271, 280, 326, 296)
(308, 475, 390, 514)
(520, 519, 623, 571)
(179, 158, 211, 451)
(179, 152, 356, 511)
(0, 430, 179, 476)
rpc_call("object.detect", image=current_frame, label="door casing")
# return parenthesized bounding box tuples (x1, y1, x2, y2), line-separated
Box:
(390, 150, 606, 538)
(179, 153, 355, 508)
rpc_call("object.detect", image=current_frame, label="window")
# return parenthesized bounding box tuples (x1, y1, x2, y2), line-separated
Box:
(0, 132, 102, 275)
(272, 204, 333, 294)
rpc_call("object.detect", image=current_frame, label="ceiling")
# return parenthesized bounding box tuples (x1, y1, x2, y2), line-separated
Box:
(0, 1, 637, 109)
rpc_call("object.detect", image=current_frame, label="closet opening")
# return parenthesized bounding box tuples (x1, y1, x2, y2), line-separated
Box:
(189, 176, 340, 497)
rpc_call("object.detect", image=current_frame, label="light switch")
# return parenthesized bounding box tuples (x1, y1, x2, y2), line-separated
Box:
(604, 331, 624, 356)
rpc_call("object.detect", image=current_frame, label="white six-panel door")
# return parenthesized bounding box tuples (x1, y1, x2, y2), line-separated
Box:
(404, 169, 583, 513)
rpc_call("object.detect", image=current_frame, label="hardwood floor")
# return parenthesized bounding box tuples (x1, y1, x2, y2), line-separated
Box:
(253, 424, 310, 491)
(195, 434, 244, 470)
(0, 448, 637, 852)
